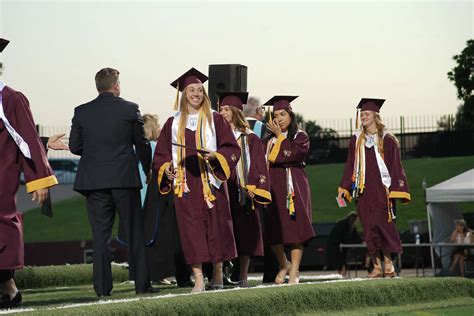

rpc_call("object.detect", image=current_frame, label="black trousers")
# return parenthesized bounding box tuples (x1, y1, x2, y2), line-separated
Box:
(86, 189, 149, 296)
(0, 270, 14, 283)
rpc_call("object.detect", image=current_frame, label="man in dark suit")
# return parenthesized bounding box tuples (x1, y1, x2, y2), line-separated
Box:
(69, 67, 154, 296)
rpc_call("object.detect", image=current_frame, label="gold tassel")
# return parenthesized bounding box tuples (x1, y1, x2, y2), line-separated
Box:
(173, 83, 180, 111)
(355, 108, 360, 129)
(289, 193, 295, 217)
(386, 188, 392, 223)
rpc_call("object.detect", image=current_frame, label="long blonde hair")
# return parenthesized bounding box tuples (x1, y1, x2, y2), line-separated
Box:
(360, 112, 399, 155)
(229, 106, 250, 133)
(177, 85, 213, 142)
(142, 114, 160, 141)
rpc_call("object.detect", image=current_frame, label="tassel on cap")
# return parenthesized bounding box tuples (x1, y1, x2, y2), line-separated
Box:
(355, 108, 360, 129)
(173, 83, 180, 111)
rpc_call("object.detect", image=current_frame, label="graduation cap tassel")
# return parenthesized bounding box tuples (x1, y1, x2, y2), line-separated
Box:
(173, 83, 180, 111)
(355, 108, 360, 129)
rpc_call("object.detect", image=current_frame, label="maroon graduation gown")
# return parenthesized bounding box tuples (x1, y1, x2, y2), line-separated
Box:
(339, 134, 411, 254)
(153, 112, 240, 265)
(0, 86, 57, 270)
(228, 132, 271, 257)
(265, 131, 315, 245)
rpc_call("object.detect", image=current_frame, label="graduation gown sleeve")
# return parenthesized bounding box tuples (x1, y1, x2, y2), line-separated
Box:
(6, 90, 57, 192)
(153, 117, 173, 194)
(245, 133, 271, 204)
(267, 131, 310, 165)
(338, 135, 357, 202)
(208, 112, 241, 182)
(383, 135, 411, 203)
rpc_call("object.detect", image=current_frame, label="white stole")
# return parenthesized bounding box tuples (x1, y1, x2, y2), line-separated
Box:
(171, 110, 222, 189)
(0, 80, 31, 159)
(355, 131, 391, 189)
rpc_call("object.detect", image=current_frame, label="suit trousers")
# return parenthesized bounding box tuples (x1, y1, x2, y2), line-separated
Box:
(86, 189, 149, 296)
(0, 270, 14, 283)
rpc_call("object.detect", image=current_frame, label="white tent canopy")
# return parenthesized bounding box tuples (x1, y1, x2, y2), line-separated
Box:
(426, 169, 474, 203)
(426, 168, 474, 273)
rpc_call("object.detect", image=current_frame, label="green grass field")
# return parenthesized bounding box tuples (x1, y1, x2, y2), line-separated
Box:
(301, 297, 474, 315)
(6, 273, 474, 315)
(23, 156, 474, 242)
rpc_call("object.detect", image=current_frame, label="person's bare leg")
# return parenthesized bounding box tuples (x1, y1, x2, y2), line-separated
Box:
(368, 251, 383, 278)
(271, 244, 290, 284)
(289, 244, 303, 285)
(459, 255, 465, 277)
(450, 254, 460, 272)
(339, 264, 347, 277)
(191, 264, 205, 293)
(0, 279, 18, 299)
(383, 251, 395, 278)
(212, 262, 223, 286)
(239, 256, 250, 286)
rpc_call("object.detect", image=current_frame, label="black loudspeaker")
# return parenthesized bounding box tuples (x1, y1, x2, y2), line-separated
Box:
(208, 64, 248, 110)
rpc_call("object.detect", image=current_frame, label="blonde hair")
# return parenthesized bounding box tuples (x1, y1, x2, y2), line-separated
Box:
(360, 112, 399, 155)
(143, 114, 160, 141)
(177, 85, 213, 143)
(229, 106, 250, 133)
(456, 219, 470, 233)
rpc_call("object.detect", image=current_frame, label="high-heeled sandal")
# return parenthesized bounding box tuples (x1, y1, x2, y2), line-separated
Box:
(288, 271, 300, 285)
(368, 255, 383, 279)
(191, 272, 206, 293)
(383, 266, 396, 278)
(209, 270, 224, 290)
(238, 279, 249, 288)
(208, 283, 224, 290)
(383, 255, 396, 278)
(274, 262, 291, 285)
(367, 268, 383, 279)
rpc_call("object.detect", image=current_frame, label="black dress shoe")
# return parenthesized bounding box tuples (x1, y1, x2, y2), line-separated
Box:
(0, 292, 22, 309)
(177, 280, 194, 288)
(97, 293, 111, 298)
(137, 286, 160, 294)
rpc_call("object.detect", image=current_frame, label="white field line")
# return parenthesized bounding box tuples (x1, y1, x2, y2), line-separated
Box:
(0, 276, 390, 315)
(0, 309, 35, 315)
(247, 273, 344, 281)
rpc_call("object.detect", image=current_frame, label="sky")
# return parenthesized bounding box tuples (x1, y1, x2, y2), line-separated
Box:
(0, 0, 472, 129)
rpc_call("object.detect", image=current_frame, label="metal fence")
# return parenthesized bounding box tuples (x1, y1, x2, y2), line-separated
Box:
(37, 113, 472, 165)
(37, 125, 78, 159)
(307, 114, 456, 137)
(308, 129, 474, 164)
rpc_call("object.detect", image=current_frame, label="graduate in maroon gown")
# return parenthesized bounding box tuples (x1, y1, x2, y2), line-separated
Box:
(153, 68, 240, 292)
(338, 98, 411, 278)
(0, 38, 58, 309)
(264, 96, 315, 285)
(218, 92, 271, 287)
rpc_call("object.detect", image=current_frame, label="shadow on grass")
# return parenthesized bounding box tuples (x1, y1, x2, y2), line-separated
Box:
(21, 284, 194, 309)
(23, 287, 80, 294)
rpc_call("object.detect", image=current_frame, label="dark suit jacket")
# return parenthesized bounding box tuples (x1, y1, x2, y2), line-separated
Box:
(69, 92, 151, 193)
(40, 137, 53, 217)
